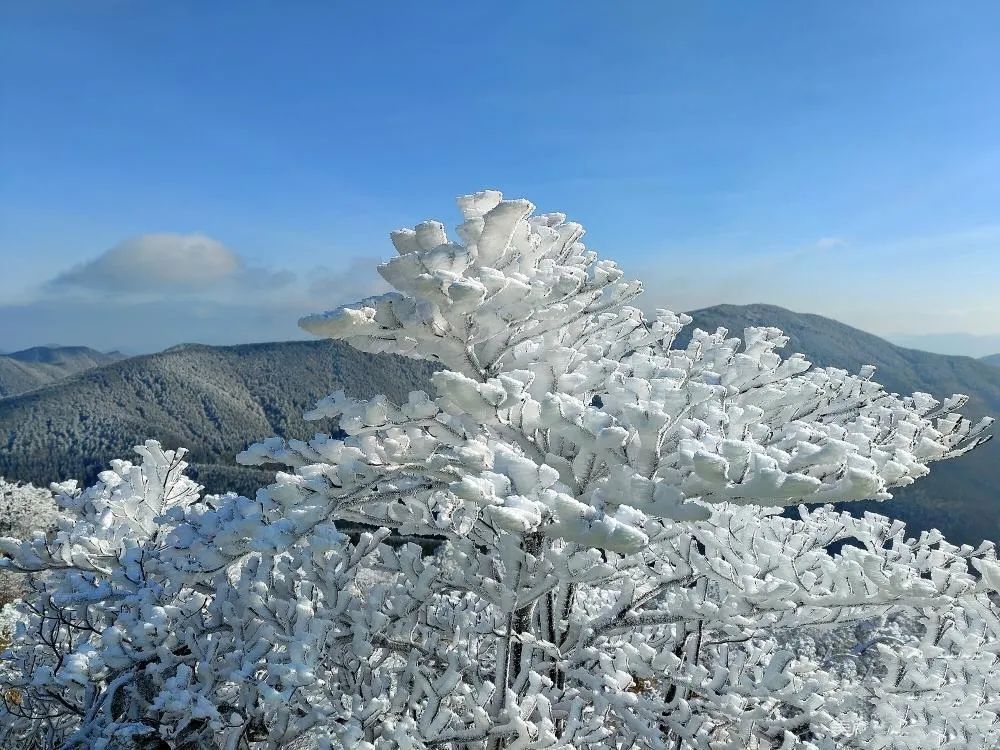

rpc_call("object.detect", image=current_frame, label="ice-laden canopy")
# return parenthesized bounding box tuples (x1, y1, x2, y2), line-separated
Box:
(2, 191, 998, 750)
(241, 189, 992, 552)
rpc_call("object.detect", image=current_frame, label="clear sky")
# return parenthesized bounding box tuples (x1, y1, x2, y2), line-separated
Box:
(2, 1, 999, 355)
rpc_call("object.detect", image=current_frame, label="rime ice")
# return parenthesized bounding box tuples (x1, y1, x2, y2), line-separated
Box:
(0, 192, 996, 749)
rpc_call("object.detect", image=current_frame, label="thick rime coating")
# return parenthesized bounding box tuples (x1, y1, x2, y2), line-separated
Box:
(0, 192, 996, 749)
(0, 479, 59, 609)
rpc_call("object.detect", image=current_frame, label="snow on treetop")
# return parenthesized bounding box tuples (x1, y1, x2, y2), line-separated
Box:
(275, 191, 993, 551)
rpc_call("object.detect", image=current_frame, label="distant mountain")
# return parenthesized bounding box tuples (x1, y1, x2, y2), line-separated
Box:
(0, 341, 437, 497)
(0, 305, 996, 545)
(681, 305, 1000, 414)
(683, 305, 999, 546)
(0, 346, 127, 398)
(983, 353, 1000, 368)
(888, 332, 1000, 359)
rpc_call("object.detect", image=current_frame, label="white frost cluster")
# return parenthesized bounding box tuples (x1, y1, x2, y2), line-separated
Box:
(0, 478, 59, 608)
(0, 478, 59, 544)
(0, 191, 996, 749)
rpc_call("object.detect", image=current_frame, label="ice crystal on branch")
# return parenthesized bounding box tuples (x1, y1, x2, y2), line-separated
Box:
(0, 191, 996, 749)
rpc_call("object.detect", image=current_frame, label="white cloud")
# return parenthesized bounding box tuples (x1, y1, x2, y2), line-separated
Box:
(51, 233, 245, 291)
(0, 233, 391, 352)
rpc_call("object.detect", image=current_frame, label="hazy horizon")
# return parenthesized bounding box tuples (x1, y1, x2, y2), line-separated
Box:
(3, 300, 999, 361)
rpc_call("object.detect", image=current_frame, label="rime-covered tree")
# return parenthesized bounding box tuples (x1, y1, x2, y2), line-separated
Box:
(1, 191, 997, 749)
(0, 478, 58, 610)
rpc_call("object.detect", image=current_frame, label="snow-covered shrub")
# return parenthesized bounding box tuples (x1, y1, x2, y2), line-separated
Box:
(0, 478, 58, 609)
(0, 191, 996, 749)
(0, 479, 59, 541)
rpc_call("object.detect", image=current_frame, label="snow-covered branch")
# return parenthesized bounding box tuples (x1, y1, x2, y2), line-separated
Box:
(1, 191, 995, 749)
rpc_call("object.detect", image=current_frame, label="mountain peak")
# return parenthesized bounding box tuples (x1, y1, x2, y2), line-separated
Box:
(0, 347, 128, 398)
(7, 345, 115, 364)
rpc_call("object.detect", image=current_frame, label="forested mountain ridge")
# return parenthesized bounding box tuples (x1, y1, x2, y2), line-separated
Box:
(0, 340, 438, 496)
(0, 305, 996, 544)
(0, 346, 126, 398)
(983, 353, 1000, 367)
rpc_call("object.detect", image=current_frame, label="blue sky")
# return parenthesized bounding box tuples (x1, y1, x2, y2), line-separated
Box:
(2, 1, 999, 355)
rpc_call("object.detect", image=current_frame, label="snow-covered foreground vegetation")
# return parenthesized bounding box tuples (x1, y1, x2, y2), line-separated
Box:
(0, 191, 997, 748)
